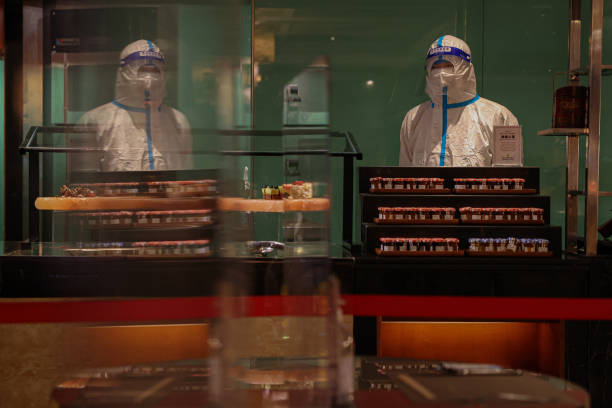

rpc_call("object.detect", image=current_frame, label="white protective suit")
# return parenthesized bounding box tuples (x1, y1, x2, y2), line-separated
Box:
(79, 40, 193, 171)
(399, 35, 520, 167)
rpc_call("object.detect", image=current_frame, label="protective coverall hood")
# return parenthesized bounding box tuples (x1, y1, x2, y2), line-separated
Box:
(425, 35, 477, 104)
(115, 40, 166, 107)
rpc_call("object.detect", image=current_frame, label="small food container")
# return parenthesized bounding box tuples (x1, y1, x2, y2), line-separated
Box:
(521, 238, 536, 253)
(483, 238, 495, 252)
(430, 208, 443, 220)
(469, 238, 481, 252)
(392, 207, 405, 220)
(537, 239, 550, 253)
(392, 178, 404, 190)
(378, 207, 390, 220)
(396, 238, 408, 251)
(512, 178, 525, 190)
(380, 238, 394, 252)
(432, 238, 447, 252)
(370, 177, 382, 190)
(494, 238, 507, 252)
(454, 178, 467, 190)
(432, 178, 445, 190)
(402, 207, 413, 220)
(383, 178, 393, 189)
(493, 208, 505, 221)
(488, 178, 502, 190)
(443, 207, 455, 220)
(481, 207, 493, 221)
(475, 178, 487, 190)
(407, 238, 418, 252)
(403, 178, 415, 190)
(459, 207, 470, 221)
(531, 208, 544, 221)
(470, 207, 483, 221)
(415, 207, 426, 221)
(85, 212, 99, 227)
(418, 238, 432, 252)
(446, 238, 460, 252)
(508, 208, 519, 221)
(467, 178, 479, 191)
(506, 237, 518, 252)
(499, 178, 511, 190)
(518, 208, 532, 221)
(414, 178, 426, 190)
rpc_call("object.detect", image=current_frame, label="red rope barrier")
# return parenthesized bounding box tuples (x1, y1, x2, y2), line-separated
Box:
(2, 295, 612, 324)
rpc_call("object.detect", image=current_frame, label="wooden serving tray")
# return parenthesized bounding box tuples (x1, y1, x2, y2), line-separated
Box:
(374, 218, 459, 225)
(369, 188, 451, 194)
(461, 219, 545, 225)
(466, 250, 553, 257)
(375, 248, 464, 257)
(453, 188, 537, 195)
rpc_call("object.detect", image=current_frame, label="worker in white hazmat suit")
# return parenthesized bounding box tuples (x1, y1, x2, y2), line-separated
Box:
(78, 40, 193, 171)
(399, 35, 520, 167)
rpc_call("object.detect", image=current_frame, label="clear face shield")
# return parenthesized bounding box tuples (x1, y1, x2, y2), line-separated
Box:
(425, 45, 472, 100)
(119, 51, 166, 104)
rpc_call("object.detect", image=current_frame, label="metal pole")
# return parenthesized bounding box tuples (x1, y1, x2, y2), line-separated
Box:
(586, 0, 603, 256)
(566, 0, 581, 254)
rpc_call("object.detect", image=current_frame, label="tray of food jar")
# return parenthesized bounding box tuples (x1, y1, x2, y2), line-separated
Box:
(374, 207, 458, 224)
(466, 237, 552, 257)
(64, 239, 211, 257)
(369, 177, 450, 194)
(75, 210, 214, 229)
(35, 183, 216, 211)
(376, 237, 463, 256)
(219, 181, 329, 212)
(453, 178, 536, 194)
(459, 207, 545, 225)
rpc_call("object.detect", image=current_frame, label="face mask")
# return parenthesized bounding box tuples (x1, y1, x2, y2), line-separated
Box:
(426, 66, 455, 97)
(117, 60, 166, 106)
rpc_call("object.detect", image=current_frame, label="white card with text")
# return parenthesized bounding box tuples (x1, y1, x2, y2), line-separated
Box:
(493, 126, 523, 166)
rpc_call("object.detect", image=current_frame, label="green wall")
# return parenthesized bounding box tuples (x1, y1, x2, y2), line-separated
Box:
(253, 0, 612, 246)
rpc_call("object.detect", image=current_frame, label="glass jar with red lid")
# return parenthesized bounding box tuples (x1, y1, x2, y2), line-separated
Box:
(378, 207, 390, 220)
(470, 208, 483, 221)
(406, 238, 418, 251)
(392, 178, 404, 190)
(431, 238, 446, 251)
(519, 208, 531, 221)
(380, 238, 394, 251)
(459, 207, 470, 221)
(391, 207, 403, 220)
(454, 178, 467, 190)
(465, 178, 478, 190)
(511, 178, 525, 190)
(430, 208, 443, 220)
(432, 178, 445, 190)
(481, 207, 493, 221)
(486, 178, 498, 190)
(414, 178, 427, 190)
(442, 207, 455, 220)
(446, 238, 460, 252)
(396, 238, 408, 251)
(531, 208, 544, 221)
(508, 208, 519, 221)
(418, 238, 432, 251)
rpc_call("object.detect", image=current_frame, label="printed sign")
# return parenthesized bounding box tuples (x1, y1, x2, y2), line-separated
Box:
(493, 126, 523, 166)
